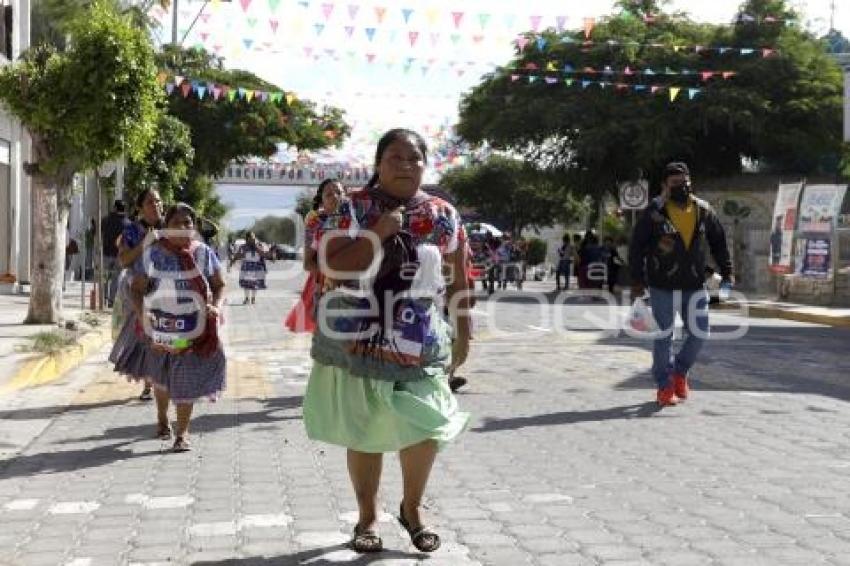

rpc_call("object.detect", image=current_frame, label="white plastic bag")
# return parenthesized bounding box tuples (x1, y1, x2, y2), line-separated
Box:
(628, 298, 656, 333)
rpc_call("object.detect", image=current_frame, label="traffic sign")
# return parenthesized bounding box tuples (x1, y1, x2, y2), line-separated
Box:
(619, 180, 649, 210)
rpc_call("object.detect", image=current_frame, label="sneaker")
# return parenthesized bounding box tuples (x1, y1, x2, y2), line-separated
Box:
(656, 387, 679, 407)
(672, 373, 689, 400)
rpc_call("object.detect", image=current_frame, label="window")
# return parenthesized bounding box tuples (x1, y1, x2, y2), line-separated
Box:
(0, 1, 12, 61)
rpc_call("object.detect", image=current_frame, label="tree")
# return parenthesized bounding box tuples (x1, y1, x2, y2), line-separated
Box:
(457, 0, 843, 215)
(440, 156, 580, 236)
(125, 113, 194, 207)
(0, 2, 161, 323)
(250, 216, 296, 246)
(295, 187, 316, 218)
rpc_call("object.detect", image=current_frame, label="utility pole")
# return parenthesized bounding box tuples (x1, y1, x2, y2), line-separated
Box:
(171, 0, 179, 44)
(831, 0, 836, 31)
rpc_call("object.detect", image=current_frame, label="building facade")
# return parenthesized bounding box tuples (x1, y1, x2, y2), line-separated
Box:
(0, 0, 30, 290)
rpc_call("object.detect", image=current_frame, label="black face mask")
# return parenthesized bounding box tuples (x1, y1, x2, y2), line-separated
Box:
(669, 182, 691, 204)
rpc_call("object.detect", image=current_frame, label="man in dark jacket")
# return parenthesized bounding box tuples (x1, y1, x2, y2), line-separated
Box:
(101, 200, 128, 307)
(628, 162, 732, 407)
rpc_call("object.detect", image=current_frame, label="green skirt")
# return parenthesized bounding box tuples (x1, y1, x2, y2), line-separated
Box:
(303, 362, 470, 453)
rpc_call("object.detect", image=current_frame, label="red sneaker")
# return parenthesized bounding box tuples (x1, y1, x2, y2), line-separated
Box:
(656, 387, 679, 407)
(672, 373, 689, 400)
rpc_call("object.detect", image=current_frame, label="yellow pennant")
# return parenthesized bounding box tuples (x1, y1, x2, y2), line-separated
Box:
(286, 93, 297, 106)
(669, 87, 681, 101)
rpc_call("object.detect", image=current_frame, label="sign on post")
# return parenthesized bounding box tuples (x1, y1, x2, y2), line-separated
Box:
(619, 180, 649, 210)
(768, 182, 802, 274)
(796, 184, 848, 279)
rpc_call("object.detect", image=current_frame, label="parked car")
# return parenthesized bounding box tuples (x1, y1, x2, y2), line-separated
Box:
(272, 244, 297, 260)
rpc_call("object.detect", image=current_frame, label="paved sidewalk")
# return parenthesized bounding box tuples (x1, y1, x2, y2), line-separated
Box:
(1, 268, 850, 565)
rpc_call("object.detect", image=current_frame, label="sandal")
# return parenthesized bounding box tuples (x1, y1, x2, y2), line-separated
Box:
(397, 503, 441, 553)
(349, 524, 383, 553)
(139, 387, 153, 401)
(156, 421, 172, 440)
(172, 436, 191, 452)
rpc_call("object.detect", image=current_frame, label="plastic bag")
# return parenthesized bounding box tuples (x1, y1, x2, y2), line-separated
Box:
(111, 290, 126, 340)
(627, 298, 656, 333)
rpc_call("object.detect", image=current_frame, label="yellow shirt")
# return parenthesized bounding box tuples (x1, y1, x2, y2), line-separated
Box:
(665, 199, 697, 249)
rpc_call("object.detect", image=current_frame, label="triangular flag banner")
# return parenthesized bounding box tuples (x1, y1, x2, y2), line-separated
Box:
(268, 0, 281, 12)
(722, 71, 736, 79)
(564, 64, 575, 72)
(525, 63, 538, 70)
(174, 75, 185, 86)
(510, 74, 521, 82)
(528, 75, 537, 83)
(402, 8, 414, 24)
(430, 32, 440, 46)
(565, 78, 573, 86)
(536, 37, 547, 50)
(762, 48, 774, 57)
(348, 4, 359, 19)
(583, 17, 595, 39)
(227, 89, 237, 102)
(719, 47, 730, 54)
(243, 38, 254, 50)
(245, 90, 255, 102)
(270, 19, 279, 33)
(741, 48, 754, 55)
(651, 86, 661, 94)
(375, 6, 387, 23)
(624, 66, 634, 75)
(530, 15, 542, 32)
(515, 36, 530, 51)
(321, 3, 334, 20)
(366, 53, 376, 63)
(213, 86, 223, 100)
(286, 93, 296, 105)
(314, 24, 325, 36)
(479, 13, 491, 29)
(644, 68, 655, 75)
(556, 15, 567, 31)
(200, 32, 209, 42)
(545, 77, 558, 84)
(472, 35, 484, 44)
(452, 11, 464, 28)
(366, 28, 376, 42)
(239, 0, 252, 12)
(344, 26, 354, 37)
(545, 61, 557, 72)
(304, 47, 313, 57)
(166, 83, 176, 95)
(673, 46, 681, 52)
(582, 80, 591, 89)
(669, 87, 681, 101)
(197, 86, 207, 99)
(450, 33, 461, 45)
(181, 83, 192, 97)
(408, 31, 419, 46)
(237, 88, 246, 100)
(688, 88, 701, 100)
(246, 17, 257, 28)
(634, 85, 647, 92)
(701, 71, 714, 81)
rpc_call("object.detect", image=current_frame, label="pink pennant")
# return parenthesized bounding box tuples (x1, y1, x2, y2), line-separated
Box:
(375, 6, 387, 23)
(200, 32, 209, 42)
(239, 0, 252, 12)
(348, 4, 359, 19)
(270, 19, 279, 33)
(762, 48, 775, 58)
(200, 13, 211, 24)
(456, 69, 465, 77)
(472, 35, 483, 44)
(304, 47, 313, 57)
(452, 11, 464, 28)
(530, 15, 542, 32)
(345, 26, 354, 37)
(181, 83, 192, 98)
(515, 36, 530, 51)
(213, 86, 223, 100)
(524, 62, 538, 70)
(213, 44, 223, 53)
(321, 3, 334, 20)
(624, 66, 634, 75)
(556, 15, 567, 31)
(366, 53, 376, 63)
(700, 71, 714, 81)
(510, 74, 521, 82)
(408, 31, 419, 47)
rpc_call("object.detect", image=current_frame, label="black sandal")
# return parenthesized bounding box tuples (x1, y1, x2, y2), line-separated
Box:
(172, 436, 190, 452)
(156, 421, 172, 440)
(398, 503, 441, 553)
(349, 524, 383, 553)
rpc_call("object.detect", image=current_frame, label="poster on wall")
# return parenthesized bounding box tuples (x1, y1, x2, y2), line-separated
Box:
(800, 238, 831, 278)
(798, 184, 848, 235)
(768, 182, 803, 274)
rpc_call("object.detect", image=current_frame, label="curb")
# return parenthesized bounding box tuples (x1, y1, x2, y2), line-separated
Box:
(714, 302, 850, 328)
(0, 326, 112, 394)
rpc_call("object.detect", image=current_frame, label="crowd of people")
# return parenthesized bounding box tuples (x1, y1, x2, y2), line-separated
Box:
(100, 127, 731, 554)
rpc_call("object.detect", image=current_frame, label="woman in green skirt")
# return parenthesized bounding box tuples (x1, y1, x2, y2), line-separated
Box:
(303, 129, 471, 554)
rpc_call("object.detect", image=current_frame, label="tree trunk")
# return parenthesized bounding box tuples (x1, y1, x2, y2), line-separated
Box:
(24, 174, 69, 324)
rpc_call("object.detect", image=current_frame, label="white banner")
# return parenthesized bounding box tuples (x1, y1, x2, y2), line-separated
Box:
(768, 182, 802, 274)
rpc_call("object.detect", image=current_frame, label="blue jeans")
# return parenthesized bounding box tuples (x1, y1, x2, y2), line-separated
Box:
(648, 287, 710, 389)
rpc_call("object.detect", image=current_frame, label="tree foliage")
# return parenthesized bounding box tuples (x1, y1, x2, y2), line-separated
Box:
(126, 113, 194, 206)
(440, 156, 582, 236)
(250, 215, 297, 246)
(457, 0, 843, 206)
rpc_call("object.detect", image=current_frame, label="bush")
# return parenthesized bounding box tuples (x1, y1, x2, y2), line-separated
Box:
(526, 238, 548, 265)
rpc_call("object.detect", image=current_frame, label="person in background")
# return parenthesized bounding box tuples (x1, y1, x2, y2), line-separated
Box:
(111, 188, 164, 402)
(556, 233, 573, 291)
(101, 200, 128, 308)
(603, 236, 624, 295)
(231, 232, 268, 304)
(578, 230, 605, 289)
(628, 161, 732, 407)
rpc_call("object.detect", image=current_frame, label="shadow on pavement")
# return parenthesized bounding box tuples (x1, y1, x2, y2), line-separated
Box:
(0, 398, 132, 421)
(472, 402, 663, 432)
(192, 544, 426, 565)
(0, 441, 161, 479)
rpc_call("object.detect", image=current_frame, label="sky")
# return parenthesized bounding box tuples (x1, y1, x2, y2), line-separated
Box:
(153, 0, 849, 172)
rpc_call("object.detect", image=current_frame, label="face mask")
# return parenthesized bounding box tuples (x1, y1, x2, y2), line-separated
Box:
(669, 182, 691, 204)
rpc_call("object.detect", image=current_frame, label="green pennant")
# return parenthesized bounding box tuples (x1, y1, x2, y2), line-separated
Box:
(450, 33, 461, 45)
(227, 90, 237, 102)
(565, 78, 574, 86)
(478, 13, 491, 28)
(268, 0, 281, 12)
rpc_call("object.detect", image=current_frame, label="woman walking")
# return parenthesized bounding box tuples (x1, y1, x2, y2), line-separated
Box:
(285, 179, 344, 332)
(110, 188, 164, 401)
(232, 232, 267, 304)
(126, 203, 226, 452)
(303, 129, 471, 553)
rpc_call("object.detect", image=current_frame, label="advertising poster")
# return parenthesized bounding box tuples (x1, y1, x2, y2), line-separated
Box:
(768, 182, 803, 274)
(800, 238, 831, 278)
(798, 185, 848, 235)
